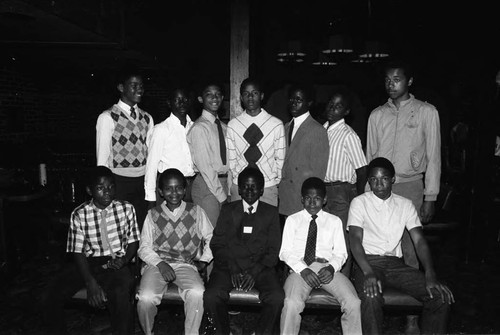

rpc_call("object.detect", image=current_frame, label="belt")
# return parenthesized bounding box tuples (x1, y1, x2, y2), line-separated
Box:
(313, 257, 329, 264)
(194, 172, 228, 178)
(324, 181, 349, 186)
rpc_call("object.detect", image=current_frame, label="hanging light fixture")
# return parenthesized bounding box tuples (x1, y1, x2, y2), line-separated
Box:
(312, 53, 337, 66)
(322, 34, 353, 55)
(276, 40, 306, 63)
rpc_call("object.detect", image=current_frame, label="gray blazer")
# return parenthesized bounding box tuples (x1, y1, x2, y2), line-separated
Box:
(278, 115, 329, 216)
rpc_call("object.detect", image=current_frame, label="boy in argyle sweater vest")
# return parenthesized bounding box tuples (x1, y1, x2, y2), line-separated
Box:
(96, 66, 154, 229)
(136, 168, 213, 335)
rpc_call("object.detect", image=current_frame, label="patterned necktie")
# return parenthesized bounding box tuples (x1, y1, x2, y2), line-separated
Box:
(214, 118, 227, 165)
(99, 210, 115, 258)
(288, 119, 295, 146)
(304, 214, 318, 265)
(248, 205, 253, 214)
(130, 106, 137, 119)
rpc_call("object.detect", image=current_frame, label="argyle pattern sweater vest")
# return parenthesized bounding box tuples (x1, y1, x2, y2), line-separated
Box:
(110, 105, 151, 168)
(150, 203, 201, 265)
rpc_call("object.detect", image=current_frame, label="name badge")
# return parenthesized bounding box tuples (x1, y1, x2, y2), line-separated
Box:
(243, 226, 253, 234)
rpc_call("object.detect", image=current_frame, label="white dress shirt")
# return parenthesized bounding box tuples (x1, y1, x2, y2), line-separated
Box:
(347, 191, 422, 257)
(280, 209, 347, 274)
(291, 111, 310, 140)
(144, 114, 195, 201)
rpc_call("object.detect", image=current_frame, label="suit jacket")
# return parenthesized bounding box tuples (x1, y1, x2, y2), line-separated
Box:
(278, 115, 329, 216)
(210, 200, 281, 276)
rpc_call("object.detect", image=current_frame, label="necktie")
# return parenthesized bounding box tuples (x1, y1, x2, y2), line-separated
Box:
(288, 119, 294, 146)
(248, 205, 253, 214)
(215, 118, 227, 165)
(130, 106, 137, 119)
(99, 210, 115, 259)
(304, 214, 318, 265)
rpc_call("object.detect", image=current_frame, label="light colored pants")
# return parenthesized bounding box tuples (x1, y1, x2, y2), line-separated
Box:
(136, 264, 205, 335)
(230, 184, 278, 207)
(280, 262, 362, 335)
(191, 174, 228, 228)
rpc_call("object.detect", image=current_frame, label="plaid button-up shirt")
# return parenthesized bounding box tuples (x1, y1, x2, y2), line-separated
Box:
(67, 199, 140, 257)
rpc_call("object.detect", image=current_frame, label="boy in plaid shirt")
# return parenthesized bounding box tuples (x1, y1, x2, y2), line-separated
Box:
(41, 166, 140, 334)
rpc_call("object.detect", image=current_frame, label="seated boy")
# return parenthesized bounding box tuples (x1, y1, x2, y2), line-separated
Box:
(204, 167, 284, 335)
(136, 168, 213, 335)
(348, 157, 455, 334)
(280, 177, 362, 335)
(40, 166, 139, 334)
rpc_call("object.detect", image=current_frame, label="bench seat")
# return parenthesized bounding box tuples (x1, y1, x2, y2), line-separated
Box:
(72, 283, 422, 311)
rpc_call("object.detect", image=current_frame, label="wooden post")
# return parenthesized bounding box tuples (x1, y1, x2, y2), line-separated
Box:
(230, 0, 249, 119)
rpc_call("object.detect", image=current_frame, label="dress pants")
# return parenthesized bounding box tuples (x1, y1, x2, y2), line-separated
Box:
(40, 257, 135, 335)
(204, 266, 284, 335)
(191, 174, 228, 228)
(280, 262, 362, 335)
(351, 255, 450, 335)
(136, 263, 205, 335)
(113, 174, 147, 230)
(324, 182, 356, 276)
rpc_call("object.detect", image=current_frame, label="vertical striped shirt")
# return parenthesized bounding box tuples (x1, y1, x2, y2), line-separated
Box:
(323, 119, 367, 184)
(227, 108, 286, 187)
(67, 199, 140, 257)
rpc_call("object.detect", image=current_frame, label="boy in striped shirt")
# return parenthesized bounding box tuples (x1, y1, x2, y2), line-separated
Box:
(323, 87, 367, 275)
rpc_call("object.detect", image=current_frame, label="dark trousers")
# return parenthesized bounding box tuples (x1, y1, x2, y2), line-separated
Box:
(324, 182, 356, 276)
(114, 174, 147, 230)
(204, 266, 284, 335)
(40, 257, 135, 335)
(352, 255, 450, 335)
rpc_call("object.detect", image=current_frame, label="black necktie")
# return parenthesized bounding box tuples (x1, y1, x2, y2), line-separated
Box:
(130, 107, 137, 119)
(304, 214, 318, 265)
(288, 119, 294, 146)
(215, 118, 227, 165)
(248, 206, 253, 214)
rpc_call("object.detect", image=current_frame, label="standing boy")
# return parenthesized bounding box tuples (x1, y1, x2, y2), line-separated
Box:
(187, 82, 230, 227)
(323, 87, 367, 275)
(348, 157, 454, 334)
(96, 66, 154, 228)
(279, 85, 329, 217)
(280, 177, 362, 335)
(226, 78, 286, 206)
(144, 88, 195, 208)
(136, 168, 213, 335)
(366, 60, 441, 225)
(204, 167, 284, 335)
(41, 166, 140, 334)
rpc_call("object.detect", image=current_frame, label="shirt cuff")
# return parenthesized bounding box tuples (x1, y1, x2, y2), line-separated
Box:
(424, 194, 438, 201)
(145, 189, 156, 201)
(291, 262, 307, 274)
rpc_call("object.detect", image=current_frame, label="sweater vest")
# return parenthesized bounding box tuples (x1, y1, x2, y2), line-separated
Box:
(149, 203, 201, 264)
(110, 105, 150, 168)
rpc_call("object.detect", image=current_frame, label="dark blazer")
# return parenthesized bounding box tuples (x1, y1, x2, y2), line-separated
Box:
(210, 200, 281, 276)
(278, 114, 329, 216)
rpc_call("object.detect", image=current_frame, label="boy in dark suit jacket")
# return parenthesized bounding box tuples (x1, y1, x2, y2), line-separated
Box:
(279, 84, 329, 217)
(204, 167, 284, 335)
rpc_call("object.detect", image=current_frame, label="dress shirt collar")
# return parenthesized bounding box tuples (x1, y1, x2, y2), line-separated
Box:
(117, 99, 138, 114)
(167, 113, 193, 128)
(161, 200, 186, 217)
(324, 118, 345, 131)
(242, 199, 259, 213)
(368, 191, 395, 209)
(201, 109, 219, 124)
(387, 93, 415, 109)
(299, 208, 325, 220)
(90, 199, 115, 212)
(293, 111, 310, 128)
